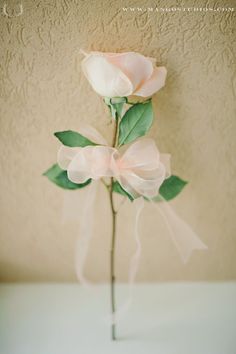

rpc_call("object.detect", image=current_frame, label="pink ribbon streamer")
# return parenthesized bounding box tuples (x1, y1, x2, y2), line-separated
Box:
(62, 183, 207, 325)
(75, 181, 98, 285)
(153, 197, 207, 263)
(60, 125, 207, 324)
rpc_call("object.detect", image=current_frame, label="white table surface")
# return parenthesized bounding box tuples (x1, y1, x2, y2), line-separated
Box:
(0, 283, 236, 354)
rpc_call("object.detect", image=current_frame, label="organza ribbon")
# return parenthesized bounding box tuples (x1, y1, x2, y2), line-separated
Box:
(61, 125, 207, 323)
(57, 130, 170, 199)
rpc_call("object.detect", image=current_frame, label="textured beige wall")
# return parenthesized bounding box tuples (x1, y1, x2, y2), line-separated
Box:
(0, 0, 236, 282)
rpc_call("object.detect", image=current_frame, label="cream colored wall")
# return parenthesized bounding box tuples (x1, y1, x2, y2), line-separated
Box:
(0, 0, 236, 282)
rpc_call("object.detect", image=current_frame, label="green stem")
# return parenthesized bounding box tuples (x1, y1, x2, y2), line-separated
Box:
(109, 179, 116, 340)
(109, 116, 119, 340)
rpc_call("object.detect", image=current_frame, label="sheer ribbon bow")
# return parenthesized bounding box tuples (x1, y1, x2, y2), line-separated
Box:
(59, 125, 207, 324)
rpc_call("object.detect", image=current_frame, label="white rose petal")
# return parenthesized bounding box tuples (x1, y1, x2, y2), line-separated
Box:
(82, 54, 133, 97)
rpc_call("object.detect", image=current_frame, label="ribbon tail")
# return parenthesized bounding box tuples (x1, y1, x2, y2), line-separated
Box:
(75, 181, 98, 285)
(152, 198, 207, 263)
(78, 124, 108, 145)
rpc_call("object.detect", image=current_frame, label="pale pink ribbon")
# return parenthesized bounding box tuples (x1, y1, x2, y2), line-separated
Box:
(58, 129, 170, 200)
(60, 125, 207, 324)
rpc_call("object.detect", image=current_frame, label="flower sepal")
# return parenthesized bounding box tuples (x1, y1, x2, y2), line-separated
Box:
(104, 97, 127, 119)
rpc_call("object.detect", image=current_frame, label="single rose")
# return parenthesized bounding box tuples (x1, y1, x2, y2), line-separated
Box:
(81, 51, 167, 98)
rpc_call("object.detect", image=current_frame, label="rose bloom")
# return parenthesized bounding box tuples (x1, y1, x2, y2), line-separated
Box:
(81, 51, 167, 98)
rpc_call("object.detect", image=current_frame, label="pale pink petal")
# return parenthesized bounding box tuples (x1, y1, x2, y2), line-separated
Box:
(81, 54, 133, 97)
(134, 66, 167, 97)
(106, 52, 153, 92)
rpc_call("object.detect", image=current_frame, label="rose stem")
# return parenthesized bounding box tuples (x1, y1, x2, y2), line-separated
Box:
(109, 114, 119, 340)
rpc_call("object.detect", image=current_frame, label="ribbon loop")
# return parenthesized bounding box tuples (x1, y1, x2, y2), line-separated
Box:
(60, 125, 207, 325)
(58, 128, 170, 199)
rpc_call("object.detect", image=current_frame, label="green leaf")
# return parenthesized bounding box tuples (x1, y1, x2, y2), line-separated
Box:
(43, 163, 91, 190)
(153, 175, 188, 202)
(54, 130, 96, 147)
(112, 181, 134, 201)
(118, 100, 153, 146)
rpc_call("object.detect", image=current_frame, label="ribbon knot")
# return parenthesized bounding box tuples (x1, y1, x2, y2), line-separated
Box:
(59, 126, 207, 324)
(58, 137, 170, 199)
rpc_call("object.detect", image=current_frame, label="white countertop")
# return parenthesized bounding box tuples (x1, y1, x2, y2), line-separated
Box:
(0, 283, 236, 354)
